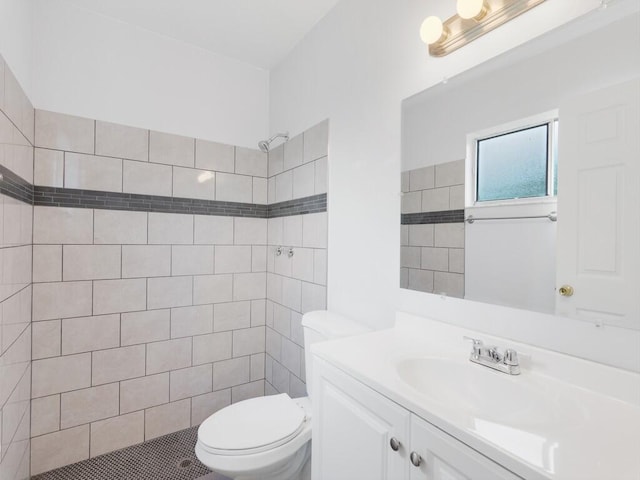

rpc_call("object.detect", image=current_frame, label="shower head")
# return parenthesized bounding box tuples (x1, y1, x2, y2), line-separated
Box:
(258, 132, 289, 153)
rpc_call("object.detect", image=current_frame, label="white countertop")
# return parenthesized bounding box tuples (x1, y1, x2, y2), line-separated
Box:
(311, 312, 640, 480)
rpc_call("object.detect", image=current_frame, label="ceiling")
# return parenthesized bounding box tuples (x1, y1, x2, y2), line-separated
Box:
(64, 0, 342, 69)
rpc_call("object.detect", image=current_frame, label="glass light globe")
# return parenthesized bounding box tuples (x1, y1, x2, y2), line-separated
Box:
(457, 0, 485, 19)
(420, 16, 444, 45)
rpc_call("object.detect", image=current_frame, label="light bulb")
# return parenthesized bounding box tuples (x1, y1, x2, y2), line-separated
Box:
(420, 16, 444, 45)
(457, 0, 485, 19)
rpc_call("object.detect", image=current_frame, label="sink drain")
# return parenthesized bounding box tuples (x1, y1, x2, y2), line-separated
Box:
(177, 457, 193, 469)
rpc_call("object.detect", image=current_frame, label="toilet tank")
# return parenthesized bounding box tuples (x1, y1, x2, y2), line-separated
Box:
(301, 310, 370, 399)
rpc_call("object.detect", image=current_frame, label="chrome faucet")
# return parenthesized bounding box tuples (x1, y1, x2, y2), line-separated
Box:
(463, 336, 521, 375)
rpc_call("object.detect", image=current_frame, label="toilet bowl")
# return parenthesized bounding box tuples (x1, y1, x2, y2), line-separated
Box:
(195, 310, 369, 480)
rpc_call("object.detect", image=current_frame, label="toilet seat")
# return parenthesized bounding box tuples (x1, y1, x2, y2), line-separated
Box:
(198, 394, 307, 456)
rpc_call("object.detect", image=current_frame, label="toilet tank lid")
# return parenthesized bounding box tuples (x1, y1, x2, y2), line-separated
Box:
(301, 310, 371, 338)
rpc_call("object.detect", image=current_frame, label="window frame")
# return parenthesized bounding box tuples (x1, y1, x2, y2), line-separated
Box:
(465, 110, 559, 208)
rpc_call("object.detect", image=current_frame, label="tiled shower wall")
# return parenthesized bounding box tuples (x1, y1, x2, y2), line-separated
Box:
(29, 111, 271, 475)
(265, 122, 328, 396)
(400, 160, 465, 297)
(0, 55, 34, 480)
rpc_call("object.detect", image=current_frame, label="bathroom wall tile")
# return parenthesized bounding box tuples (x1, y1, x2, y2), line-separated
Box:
(274, 247, 292, 276)
(212, 357, 250, 390)
(30, 425, 89, 476)
(148, 276, 192, 310)
(64, 153, 123, 192)
(31, 395, 60, 437)
(434, 271, 464, 298)
(400, 268, 409, 288)
(401, 171, 410, 193)
(233, 327, 265, 357)
(121, 309, 170, 346)
(290, 311, 304, 346)
(191, 390, 230, 426)
(62, 314, 120, 355)
(144, 399, 191, 440)
(90, 411, 144, 458)
(266, 273, 283, 305)
(172, 245, 214, 276)
(192, 332, 232, 365)
(213, 301, 250, 332)
(193, 274, 233, 305)
(303, 120, 328, 163)
(173, 166, 215, 200)
(252, 245, 267, 272)
(32, 281, 92, 321)
(215, 172, 252, 203)
(63, 245, 121, 281)
(292, 248, 314, 282)
(283, 215, 302, 247)
(32, 320, 61, 360)
(449, 248, 465, 274)
(273, 304, 290, 337)
(33, 207, 93, 245)
(122, 160, 172, 196)
(93, 278, 146, 315)
(434, 223, 465, 248)
(214, 246, 251, 274)
(275, 170, 293, 202)
(95, 121, 148, 162)
(234, 217, 267, 245)
(251, 299, 266, 327)
(292, 162, 315, 199)
(408, 224, 434, 247)
(267, 144, 284, 177)
(195, 139, 234, 173)
(408, 268, 433, 293)
(94, 210, 147, 245)
(422, 187, 450, 212)
(171, 304, 213, 338)
(253, 177, 267, 204)
(271, 359, 289, 394)
(267, 176, 276, 204)
(120, 373, 169, 414)
(281, 338, 301, 377)
(301, 282, 326, 314)
(149, 131, 194, 168)
(35, 110, 94, 154)
(34, 148, 64, 187)
(421, 247, 449, 272)
(313, 249, 327, 286)
(231, 380, 264, 403)
(409, 166, 435, 191)
(302, 212, 327, 248)
(32, 245, 62, 283)
(266, 329, 281, 362)
(281, 277, 302, 311)
(60, 383, 119, 429)
(314, 157, 327, 194)
(250, 353, 265, 381)
(265, 355, 274, 384)
(289, 374, 307, 398)
(122, 245, 171, 278)
(401, 191, 421, 214)
(450, 184, 465, 209)
(435, 159, 465, 187)
(32, 353, 91, 398)
(265, 381, 278, 397)
(267, 217, 283, 245)
(170, 364, 212, 401)
(235, 147, 267, 177)
(148, 213, 193, 245)
(283, 133, 303, 171)
(400, 246, 421, 269)
(92, 345, 145, 385)
(146, 338, 192, 375)
(194, 215, 233, 245)
(233, 272, 266, 301)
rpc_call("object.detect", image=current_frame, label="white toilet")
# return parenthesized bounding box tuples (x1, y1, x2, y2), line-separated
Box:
(195, 310, 369, 480)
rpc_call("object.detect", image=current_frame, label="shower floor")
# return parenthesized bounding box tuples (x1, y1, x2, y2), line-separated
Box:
(31, 426, 229, 480)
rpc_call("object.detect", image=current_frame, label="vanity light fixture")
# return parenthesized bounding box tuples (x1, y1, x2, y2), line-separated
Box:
(420, 0, 546, 57)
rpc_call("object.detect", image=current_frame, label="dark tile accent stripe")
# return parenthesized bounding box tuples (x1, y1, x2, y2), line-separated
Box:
(0, 164, 34, 205)
(402, 209, 464, 225)
(268, 193, 327, 218)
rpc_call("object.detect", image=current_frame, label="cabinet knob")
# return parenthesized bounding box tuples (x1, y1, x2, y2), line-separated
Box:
(410, 451, 422, 467)
(389, 437, 401, 451)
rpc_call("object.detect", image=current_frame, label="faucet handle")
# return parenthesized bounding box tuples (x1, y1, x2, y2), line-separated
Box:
(463, 336, 483, 356)
(503, 349, 519, 366)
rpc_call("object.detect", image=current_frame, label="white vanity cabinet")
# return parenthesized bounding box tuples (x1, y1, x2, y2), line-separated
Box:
(313, 357, 522, 480)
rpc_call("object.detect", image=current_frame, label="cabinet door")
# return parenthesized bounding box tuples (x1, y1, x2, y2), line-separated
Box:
(313, 358, 411, 480)
(409, 415, 521, 480)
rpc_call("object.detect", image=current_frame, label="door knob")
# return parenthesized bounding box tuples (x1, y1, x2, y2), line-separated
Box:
(410, 451, 422, 467)
(558, 285, 574, 297)
(389, 437, 401, 451)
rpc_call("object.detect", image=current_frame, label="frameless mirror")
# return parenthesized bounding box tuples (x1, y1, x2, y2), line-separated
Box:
(400, 6, 640, 328)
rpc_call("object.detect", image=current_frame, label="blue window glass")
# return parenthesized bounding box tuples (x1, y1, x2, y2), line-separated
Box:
(476, 124, 550, 202)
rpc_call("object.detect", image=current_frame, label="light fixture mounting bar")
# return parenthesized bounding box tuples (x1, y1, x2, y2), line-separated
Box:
(429, 0, 546, 57)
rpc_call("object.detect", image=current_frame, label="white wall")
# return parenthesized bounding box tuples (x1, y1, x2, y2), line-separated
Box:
(31, 0, 269, 148)
(270, 0, 640, 371)
(0, 0, 34, 98)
